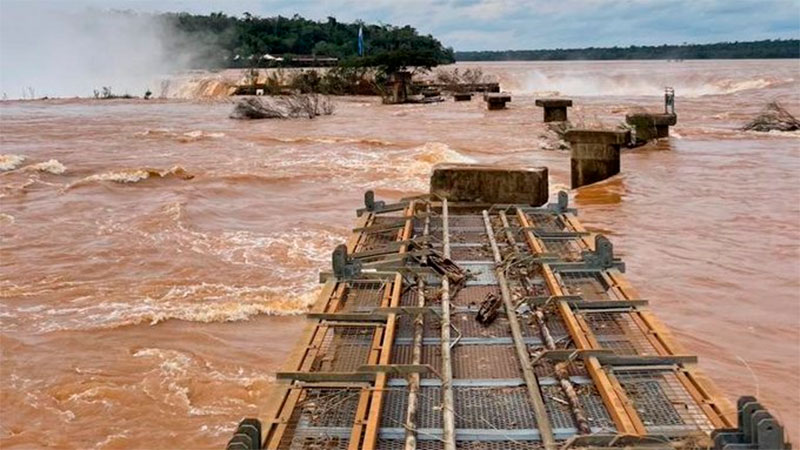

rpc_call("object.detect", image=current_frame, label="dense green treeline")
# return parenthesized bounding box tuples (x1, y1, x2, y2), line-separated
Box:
(161, 12, 455, 69)
(455, 40, 800, 61)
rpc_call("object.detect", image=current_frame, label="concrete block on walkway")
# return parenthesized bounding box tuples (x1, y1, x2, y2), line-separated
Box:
(430, 163, 548, 205)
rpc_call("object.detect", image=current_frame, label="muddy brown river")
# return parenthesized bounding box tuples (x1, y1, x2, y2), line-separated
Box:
(1, 60, 798, 448)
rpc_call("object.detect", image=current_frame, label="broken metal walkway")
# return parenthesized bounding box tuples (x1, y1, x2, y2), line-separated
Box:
(231, 191, 785, 450)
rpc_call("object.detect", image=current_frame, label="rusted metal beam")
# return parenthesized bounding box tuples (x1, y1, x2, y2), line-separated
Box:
(679, 367, 736, 428)
(516, 208, 546, 254)
(362, 280, 399, 450)
(584, 357, 645, 435)
(349, 321, 387, 449)
(347, 212, 372, 253)
(348, 388, 373, 450)
(264, 387, 303, 450)
(295, 324, 329, 372)
(308, 279, 340, 315)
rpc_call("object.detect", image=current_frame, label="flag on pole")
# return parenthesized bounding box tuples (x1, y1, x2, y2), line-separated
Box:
(358, 25, 364, 56)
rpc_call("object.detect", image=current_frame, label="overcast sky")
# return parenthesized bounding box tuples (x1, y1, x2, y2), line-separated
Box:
(3, 0, 799, 51)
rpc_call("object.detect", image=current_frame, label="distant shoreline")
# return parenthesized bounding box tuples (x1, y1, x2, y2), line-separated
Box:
(454, 39, 800, 61)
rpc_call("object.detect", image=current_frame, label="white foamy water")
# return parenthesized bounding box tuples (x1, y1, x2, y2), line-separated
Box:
(69, 166, 193, 187)
(83, 170, 152, 184)
(23, 159, 66, 174)
(474, 60, 795, 97)
(140, 129, 227, 142)
(0, 154, 26, 171)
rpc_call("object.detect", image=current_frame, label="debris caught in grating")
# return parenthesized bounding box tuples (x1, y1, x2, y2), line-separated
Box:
(476, 293, 502, 325)
(426, 250, 467, 285)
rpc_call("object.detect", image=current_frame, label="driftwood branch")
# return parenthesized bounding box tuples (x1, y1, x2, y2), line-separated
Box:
(230, 94, 335, 120)
(742, 101, 800, 132)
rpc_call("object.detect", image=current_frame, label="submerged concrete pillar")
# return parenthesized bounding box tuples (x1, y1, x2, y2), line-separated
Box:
(564, 129, 630, 188)
(625, 112, 677, 143)
(483, 93, 511, 110)
(386, 71, 411, 104)
(430, 163, 548, 206)
(535, 98, 573, 122)
(421, 88, 441, 98)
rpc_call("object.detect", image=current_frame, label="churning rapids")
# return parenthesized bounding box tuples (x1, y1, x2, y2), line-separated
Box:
(1, 60, 798, 448)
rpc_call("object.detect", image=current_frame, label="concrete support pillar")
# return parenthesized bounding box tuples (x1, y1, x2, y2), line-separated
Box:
(453, 92, 473, 101)
(625, 112, 677, 143)
(535, 98, 573, 122)
(484, 93, 511, 110)
(386, 71, 411, 104)
(421, 88, 441, 98)
(564, 129, 630, 189)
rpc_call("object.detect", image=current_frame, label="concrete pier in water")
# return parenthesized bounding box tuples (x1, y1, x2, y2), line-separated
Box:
(535, 98, 573, 122)
(565, 129, 630, 188)
(626, 112, 677, 143)
(484, 92, 511, 110)
(384, 71, 412, 104)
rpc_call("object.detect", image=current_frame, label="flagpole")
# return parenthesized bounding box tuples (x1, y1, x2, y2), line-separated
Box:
(358, 25, 364, 57)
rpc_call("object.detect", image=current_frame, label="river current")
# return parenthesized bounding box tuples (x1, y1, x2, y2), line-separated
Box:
(1, 60, 798, 448)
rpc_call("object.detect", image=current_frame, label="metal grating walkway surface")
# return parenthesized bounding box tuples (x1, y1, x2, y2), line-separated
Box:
(259, 193, 737, 450)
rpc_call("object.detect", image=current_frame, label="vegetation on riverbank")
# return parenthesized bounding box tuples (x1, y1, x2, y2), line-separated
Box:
(455, 39, 800, 61)
(238, 67, 383, 96)
(161, 12, 455, 69)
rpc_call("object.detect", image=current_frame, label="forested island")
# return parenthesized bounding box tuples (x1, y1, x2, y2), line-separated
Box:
(455, 39, 799, 61)
(162, 12, 455, 69)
